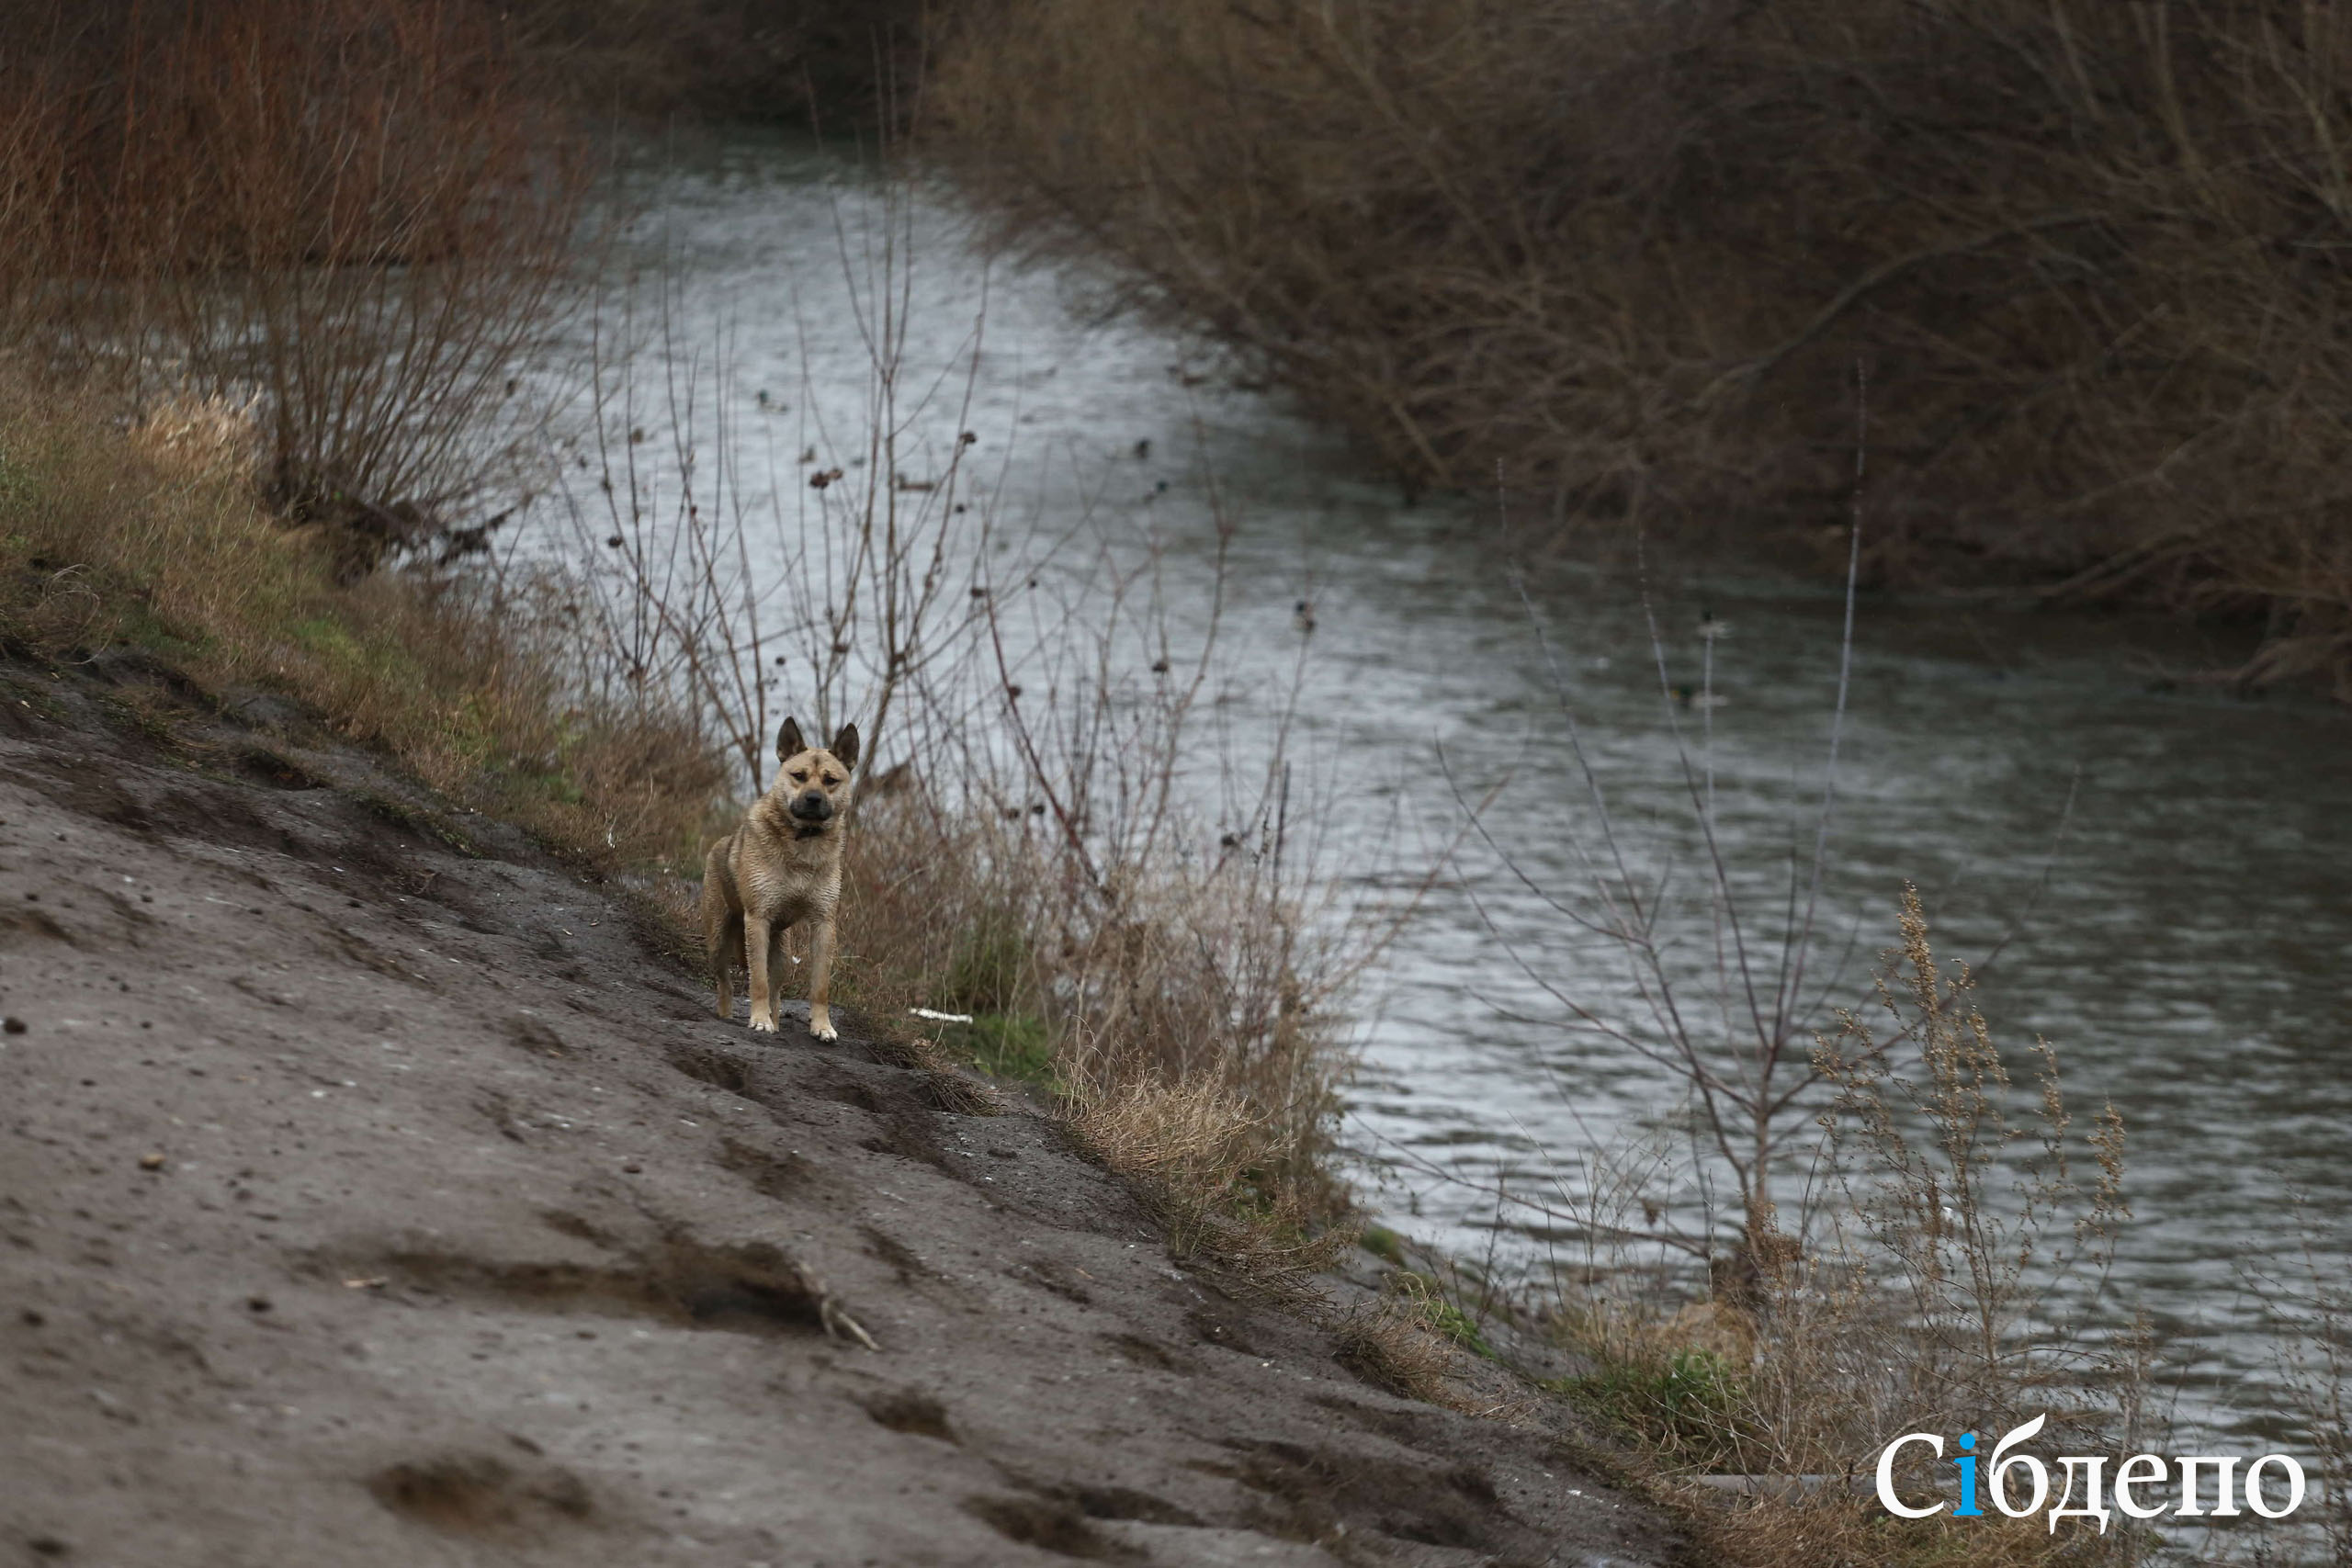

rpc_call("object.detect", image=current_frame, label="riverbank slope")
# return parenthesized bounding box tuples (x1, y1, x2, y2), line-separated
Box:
(0, 658, 1681, 1567)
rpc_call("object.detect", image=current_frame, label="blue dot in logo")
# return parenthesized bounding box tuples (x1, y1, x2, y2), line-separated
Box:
(1958, 1433, 1977, 1450)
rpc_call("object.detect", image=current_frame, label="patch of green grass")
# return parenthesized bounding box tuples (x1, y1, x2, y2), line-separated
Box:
(1391, 1269, 1496, 1358)
(929, 915, 1059, 1089)
(1421, 1296, 1495, 1359)
(0, 459, 41, 514)
(1360, 1224, 1406, 1265)
(289, 615, 359, 659)
(944, 1011, 1059, 1090)
(109, 598, 208, 661)
(294, 615, 493, 763)
(939, 913, 1032, 1016)
(1559, 1348, 1752, 1471)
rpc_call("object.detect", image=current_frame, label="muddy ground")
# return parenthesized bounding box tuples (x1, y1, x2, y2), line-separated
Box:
(0, 656, 1688, 1567)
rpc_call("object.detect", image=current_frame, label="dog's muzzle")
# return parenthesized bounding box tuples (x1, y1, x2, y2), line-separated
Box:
(789, 791, 835, 823)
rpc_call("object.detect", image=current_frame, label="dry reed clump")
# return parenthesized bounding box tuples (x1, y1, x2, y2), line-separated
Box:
(828, 781, 1359, 1283)
(1331, 1284, 1461, 1405)
(128, 392, 265, 482)
(2260, 1224, 2352, 1564)
(930, 0, 2352, 695)
(1537, 890, 2143, 1566)
(0, 379, 726, 869)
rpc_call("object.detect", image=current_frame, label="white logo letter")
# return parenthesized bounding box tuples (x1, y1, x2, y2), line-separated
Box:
(1990, 1415, 2051, 1518)
(2245, 1455, 2306, 1519)
(1875, 1432, 1946, 1519)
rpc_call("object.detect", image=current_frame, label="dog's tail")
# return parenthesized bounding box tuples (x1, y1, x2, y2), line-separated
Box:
(697, 830, 733, 886)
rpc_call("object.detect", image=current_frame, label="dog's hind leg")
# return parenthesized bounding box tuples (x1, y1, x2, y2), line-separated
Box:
(701, 835, 741, 1021)
(806, 915, 838, 1041)
(712, 915, 743, 1021)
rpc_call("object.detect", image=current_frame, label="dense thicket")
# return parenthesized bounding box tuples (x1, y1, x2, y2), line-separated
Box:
(502, 0, 925, 126)
(931, 0, 2352, 692)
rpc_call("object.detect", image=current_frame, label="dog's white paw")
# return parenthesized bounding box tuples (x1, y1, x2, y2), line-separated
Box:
(808, 1015, 837, 1042)
(748, 1011, 777, 1033)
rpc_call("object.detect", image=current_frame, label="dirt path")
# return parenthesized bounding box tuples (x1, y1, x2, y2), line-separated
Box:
(0, 658, 1685, 1567)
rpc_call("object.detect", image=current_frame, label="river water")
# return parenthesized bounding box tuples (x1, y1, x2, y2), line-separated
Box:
(561, 130, 2352, 1458)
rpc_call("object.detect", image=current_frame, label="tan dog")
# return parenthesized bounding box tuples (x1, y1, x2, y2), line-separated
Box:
(700, 716, 859, 1039)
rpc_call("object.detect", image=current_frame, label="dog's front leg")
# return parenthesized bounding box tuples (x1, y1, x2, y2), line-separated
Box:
(807, 915, 838, 1041)
(744, 914, 778, 1032)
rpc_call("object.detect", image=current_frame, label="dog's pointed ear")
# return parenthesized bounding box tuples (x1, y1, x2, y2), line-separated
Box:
(829, 722, 860, 772)
(775, 716, 807, 763)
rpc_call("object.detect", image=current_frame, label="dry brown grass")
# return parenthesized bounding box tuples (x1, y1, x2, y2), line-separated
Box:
(818, 795, 1359, 1283)
(1331, 1287, 1460, 1405)
(1525, 890, 2147, 1565)
(0, 379, 726, 868)
(1677, 1488, 2089, 1568)
(931, 0, 2352, 695)
(821, 777, 1359, 1283)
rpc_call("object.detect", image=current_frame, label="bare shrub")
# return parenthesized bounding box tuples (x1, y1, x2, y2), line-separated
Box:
(847, 555, 1365, 1272)
(932, 0, 2352, 694)
(1525, 893, 2142, 1565)
(0, 0, 587, 561)
(552, 197, 991, 798)
(1416, 429, 1892, 1282)
(1696, 890, 2139, 1549)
